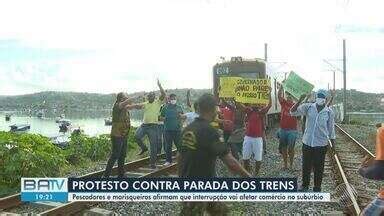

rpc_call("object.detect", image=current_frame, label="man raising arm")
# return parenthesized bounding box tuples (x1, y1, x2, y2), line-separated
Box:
(126, 79, 167, 169)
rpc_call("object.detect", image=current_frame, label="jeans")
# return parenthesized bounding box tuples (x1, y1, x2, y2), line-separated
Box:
(302, 144, 328, 191)
(164, 130, 181, 163)
(104, 136, 128, 177)
(157, 124, 164, 154)
(135, 124, 159, 166)
(362, 197, 384, 216)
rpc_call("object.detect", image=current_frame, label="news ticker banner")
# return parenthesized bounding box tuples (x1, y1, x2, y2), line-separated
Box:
(21, 177, 330, 202)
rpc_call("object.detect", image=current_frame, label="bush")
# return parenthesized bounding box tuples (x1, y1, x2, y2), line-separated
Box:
(0, 132, 67, 188)
(0, 127, 139, 192)
(64, 127, 138, 165)
(63, 134, 110, 164)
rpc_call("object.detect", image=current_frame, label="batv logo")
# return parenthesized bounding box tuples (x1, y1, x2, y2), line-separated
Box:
(21, 178, 68, 192)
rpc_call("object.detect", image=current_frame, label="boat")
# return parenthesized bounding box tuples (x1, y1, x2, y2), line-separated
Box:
(56, 118, 71, 124)
(104, 117, 112, 126)
(72, 127, 83, 135)
(5, 114, 11, 121)
(10, 124, 30, 132)
(37, 111, 44, 119)
(50, 135, 70, 148)
(59, 121, 71, 133)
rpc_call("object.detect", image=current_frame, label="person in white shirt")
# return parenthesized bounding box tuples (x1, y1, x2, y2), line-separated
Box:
(181, 101, 199, 126)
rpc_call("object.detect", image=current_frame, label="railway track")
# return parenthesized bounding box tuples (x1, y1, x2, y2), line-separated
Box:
(0, 151, 177, 215)
(328, 124, 378, 215)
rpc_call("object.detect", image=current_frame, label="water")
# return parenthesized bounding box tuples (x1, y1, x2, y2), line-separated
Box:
(0, 114, 141, 137)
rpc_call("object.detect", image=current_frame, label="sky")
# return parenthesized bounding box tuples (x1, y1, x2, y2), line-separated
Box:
(0, 0, 383, 95)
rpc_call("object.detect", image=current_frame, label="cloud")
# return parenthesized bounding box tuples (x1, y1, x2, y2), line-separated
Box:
(0, 0, 383, 95)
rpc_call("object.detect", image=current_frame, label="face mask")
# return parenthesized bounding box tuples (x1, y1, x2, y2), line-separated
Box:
(316, 98, 326, 106)
(170, 100, 177, 105)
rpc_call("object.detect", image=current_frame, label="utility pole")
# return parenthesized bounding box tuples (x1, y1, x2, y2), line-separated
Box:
(343, 39, 347, 123)
(333, 70, 336, 91)
(264, 43, 268, 61)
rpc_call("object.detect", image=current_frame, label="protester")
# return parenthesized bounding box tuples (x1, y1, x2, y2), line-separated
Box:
(261, 115, 267, 155)
(290, 89, 336, 192)
(103, 92, 134, 177)
(301, 92, 315, 133)
(227, 103, 247, 160)
(128, 79, 166, 169)
(157, 101, 167, 155)
(179, 93, 251, 215)
(160, 93, 183, 166)
(219, 99, 235, 143)
(182, 102, 199, 126)
(357, 123, 384, 215)
(237, 90, 272, 176)
(181, 90, 199, 126)
(277, 84, 298, 170)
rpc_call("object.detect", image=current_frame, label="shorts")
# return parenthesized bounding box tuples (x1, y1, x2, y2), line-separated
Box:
(278, 129, 297, 153)
(242, 136, 263, 161)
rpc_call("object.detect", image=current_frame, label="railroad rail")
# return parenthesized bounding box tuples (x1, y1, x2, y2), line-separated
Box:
(0, 151, 177, 215)
(328, 124, 377, 216)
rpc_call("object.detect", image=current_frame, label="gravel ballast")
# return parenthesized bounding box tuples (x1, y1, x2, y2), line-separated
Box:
(98, 125, 346, 215)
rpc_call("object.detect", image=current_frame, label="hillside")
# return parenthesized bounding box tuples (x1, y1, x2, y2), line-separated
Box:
(0, 89, 382, 118)
(333, 89, 384, 112)
(0, 89, 211, 118)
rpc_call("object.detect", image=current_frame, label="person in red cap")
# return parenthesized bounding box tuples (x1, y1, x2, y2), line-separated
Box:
(359, 123, 384, 215)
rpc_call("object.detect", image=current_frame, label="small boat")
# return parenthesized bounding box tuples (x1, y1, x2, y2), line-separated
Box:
(5, 114, 11, 121)
(56, 118, 71, 124)
(72, 127, 83, 135)
(37, 111, 44, 119)
(10, 124, 30, 132)
(50, 135, 69, 148)
(104, 118, 112, 126)
(59, 121, 71, 133)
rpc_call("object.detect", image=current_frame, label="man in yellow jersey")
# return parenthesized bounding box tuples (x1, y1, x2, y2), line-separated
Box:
(359, 123, 384, 215)
(128, 79, 166, 169)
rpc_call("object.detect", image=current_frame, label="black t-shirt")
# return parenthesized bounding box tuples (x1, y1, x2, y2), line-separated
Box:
(178, 117, 229, 177)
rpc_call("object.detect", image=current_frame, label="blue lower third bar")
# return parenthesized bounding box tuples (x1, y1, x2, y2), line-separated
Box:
(21, 192, 68, 202)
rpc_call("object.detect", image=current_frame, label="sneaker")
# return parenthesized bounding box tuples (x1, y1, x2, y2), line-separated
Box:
(163, 162, 171, 167)
(138, 147, 148, 156)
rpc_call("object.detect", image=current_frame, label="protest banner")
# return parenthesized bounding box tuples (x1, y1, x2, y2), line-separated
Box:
(282, 72, 314, 100)
(234, 79, 270, 105)
(219, 77, 240, 98)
